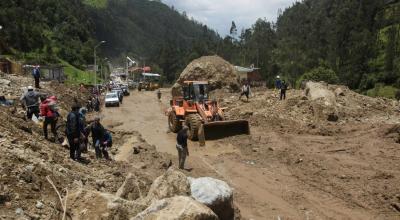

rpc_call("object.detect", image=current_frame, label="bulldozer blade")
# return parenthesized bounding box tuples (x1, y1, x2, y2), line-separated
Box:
(198, 120, 250, 145)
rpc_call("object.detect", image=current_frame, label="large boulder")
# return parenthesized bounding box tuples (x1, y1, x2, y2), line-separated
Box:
(172, 56, 239, 96)
(116, 173, 152, 201)
(131, 196, 218, 220)
(189, 177, 234, 220)
(66, 189, 146, 220)
(146, 168, 190, 201)
(304, 81, 339, 121)
(304, 81, 336, 106)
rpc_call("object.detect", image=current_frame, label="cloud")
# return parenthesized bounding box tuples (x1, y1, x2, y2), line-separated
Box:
(162, 0, 296, 36)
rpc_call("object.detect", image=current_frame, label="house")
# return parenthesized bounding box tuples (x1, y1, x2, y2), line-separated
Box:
(234, 66, 264, 86)
(23, 65, 65, 82)
(0, 57, 23, 74)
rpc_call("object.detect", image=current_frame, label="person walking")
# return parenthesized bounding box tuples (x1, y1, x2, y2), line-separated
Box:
(32, 66, 41, 89)
(79, 107, 89, 152)
(239, 81, 251, 102)
(40, 96, 58, 140)
(101, 130, 112, 160)
(157, 89, 162, 101)
(275, 75, 282, 90)
(280, 80, 288, 100)
(176, 126, 189, 170)
(88, 116, 106, 159)
(20, 86, 40, 120)
(66, 103, 83, 161)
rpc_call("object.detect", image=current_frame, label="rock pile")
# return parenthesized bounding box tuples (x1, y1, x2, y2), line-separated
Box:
(172, 56, 240, 96)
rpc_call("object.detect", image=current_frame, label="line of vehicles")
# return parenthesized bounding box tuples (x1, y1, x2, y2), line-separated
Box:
(105, 83, 130, 107)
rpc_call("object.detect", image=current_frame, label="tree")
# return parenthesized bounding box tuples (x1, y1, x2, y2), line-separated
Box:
(230, 21, 237, 38)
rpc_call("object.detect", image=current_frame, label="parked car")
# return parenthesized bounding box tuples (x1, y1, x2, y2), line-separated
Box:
(105, 92, 120, 107)
(111, 88, 124, 103)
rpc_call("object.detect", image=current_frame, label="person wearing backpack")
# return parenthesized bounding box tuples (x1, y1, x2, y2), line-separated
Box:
(87, 116, 106, 159)
(40, 96, 58, 140)
(66, 103, 83, 161)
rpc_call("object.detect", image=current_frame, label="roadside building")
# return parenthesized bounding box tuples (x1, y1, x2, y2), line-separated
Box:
(234, 65, 264, 86)
(0, 57, 23, 74)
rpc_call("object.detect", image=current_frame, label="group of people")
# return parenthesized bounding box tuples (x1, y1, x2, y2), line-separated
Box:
(239, 75, 289, 101)
(20, 85, 112, 162)
(66, 104, 112, 161)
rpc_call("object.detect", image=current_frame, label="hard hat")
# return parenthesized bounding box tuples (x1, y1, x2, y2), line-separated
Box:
(276, 75, 280, 79)
(27, 86, 34, 90)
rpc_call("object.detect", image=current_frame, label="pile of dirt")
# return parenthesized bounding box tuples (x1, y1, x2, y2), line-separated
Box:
(211, 81, 400, 134)
(208, 81, 400, 218)
(0, 73, 89, 117)
(172, 55, 240, 96)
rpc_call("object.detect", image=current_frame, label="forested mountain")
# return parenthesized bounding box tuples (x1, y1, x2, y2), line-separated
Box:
(223, 0, 400, 96)
(0, 0, 220, 81)
(1, 0, 399, 96)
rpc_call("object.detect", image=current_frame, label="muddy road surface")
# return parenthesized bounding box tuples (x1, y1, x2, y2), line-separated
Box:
(102, 90, 399, 220)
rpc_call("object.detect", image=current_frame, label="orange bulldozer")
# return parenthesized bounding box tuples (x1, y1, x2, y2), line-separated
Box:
(167, 81, 250, 145)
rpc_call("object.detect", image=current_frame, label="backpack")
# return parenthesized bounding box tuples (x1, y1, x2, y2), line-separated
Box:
(39, 100, 49, 117)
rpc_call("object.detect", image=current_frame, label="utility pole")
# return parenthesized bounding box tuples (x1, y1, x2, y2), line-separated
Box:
(94, 41, 106, 87)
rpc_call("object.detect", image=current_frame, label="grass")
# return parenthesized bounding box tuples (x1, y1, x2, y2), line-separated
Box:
(366, 85, 397, 99)
(61, 60, 96, 85)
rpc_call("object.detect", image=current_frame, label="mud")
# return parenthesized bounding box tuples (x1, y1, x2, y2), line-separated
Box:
(1, 73, 400, 219)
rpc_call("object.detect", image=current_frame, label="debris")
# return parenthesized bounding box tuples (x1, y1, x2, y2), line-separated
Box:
(132, 196, 218, 220)
(35, 201, 44, 209)
(146, 168, 190, 202)
(189, 177, 234, 220)
(172, 55, 240, 96)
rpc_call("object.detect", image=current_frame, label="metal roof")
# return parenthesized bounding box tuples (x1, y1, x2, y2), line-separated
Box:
(234, 66, 260, 73)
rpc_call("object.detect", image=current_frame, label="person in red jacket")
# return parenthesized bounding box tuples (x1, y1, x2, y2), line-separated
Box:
(40, 96, 58, 140)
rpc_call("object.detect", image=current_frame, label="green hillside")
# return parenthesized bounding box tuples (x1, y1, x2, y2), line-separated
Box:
(0, 0, 220, 83)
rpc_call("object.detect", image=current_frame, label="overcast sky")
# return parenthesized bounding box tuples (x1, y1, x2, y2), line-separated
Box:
(162, 0, 297, 36)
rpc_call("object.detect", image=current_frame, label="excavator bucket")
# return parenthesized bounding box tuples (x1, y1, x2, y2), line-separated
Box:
(198, 120, 250, 146)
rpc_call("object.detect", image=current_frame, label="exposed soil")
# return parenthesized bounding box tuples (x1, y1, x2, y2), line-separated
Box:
(1, 73, 400, 219)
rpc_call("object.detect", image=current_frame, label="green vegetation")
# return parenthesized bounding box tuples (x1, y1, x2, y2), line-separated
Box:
(297, 67, 339, 88)
(83, 0, 108, 8)
(1, 0, 399, 99)
(61, 60, 95, 85)
(366, 84, 397, 99)
(221, 0, 400, 97)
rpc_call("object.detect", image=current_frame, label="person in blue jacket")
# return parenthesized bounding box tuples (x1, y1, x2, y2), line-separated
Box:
(32, 66, 41, 89)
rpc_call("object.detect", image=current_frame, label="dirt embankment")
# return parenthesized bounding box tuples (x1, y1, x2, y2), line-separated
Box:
(208, 81, 400, 219)
(0, 74, 238, 219)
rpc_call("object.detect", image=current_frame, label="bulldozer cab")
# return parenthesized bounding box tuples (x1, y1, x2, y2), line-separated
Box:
(182, 81, 209, 102)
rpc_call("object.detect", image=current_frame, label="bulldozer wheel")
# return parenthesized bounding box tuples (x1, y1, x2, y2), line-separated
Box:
(186, 114, 202, 141)
(168, 111, 182, 133)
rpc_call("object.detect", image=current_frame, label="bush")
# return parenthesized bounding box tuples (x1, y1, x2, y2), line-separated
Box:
(366, 83, 397, 99)
(296, 66, 339, 88)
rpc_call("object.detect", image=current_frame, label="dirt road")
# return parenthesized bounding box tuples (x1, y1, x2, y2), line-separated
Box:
(102, 90, 397, 220)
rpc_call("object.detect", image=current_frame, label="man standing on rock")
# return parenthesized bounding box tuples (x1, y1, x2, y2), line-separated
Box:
(32, 66, 41, 89)
(176, 125, 189, 169)
(66, 103, 83, 161)
(20, 86, 40, 120)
